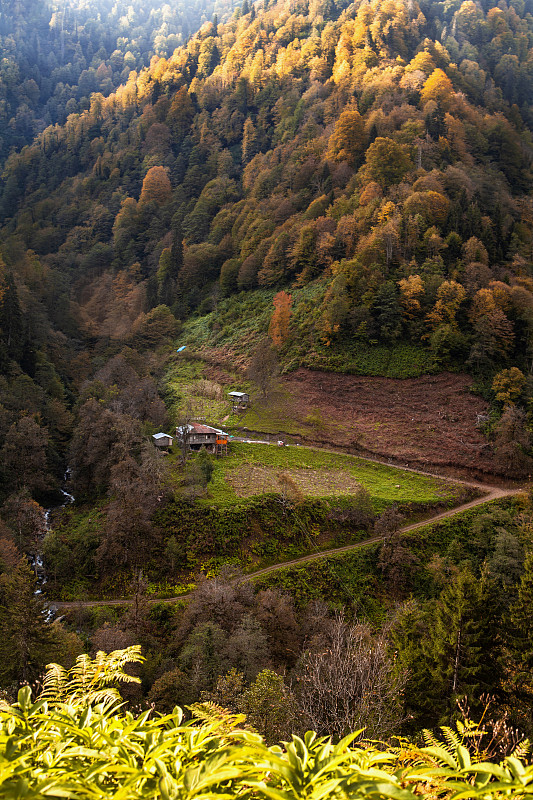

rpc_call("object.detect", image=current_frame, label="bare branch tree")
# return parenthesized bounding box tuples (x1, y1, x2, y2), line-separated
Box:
(247, 340, 279, 399)
(175, 404, 196, 466)
(295, 612, 406, 741)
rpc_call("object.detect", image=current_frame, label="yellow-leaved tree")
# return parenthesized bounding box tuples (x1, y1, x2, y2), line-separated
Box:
(327, 104, 366, 166)
(492, 367, 526, 407)
(426, 280, 466, 331)
(398, 274, 424, 319)
(420, 68, 455, 109)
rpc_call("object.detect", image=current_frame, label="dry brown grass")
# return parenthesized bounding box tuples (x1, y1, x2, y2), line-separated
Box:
(279, 369, 498, 476)
(225, 465, 363, 498)
(191, 379, 224, 400)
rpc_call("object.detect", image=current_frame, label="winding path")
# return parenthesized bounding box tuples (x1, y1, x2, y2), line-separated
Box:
(51, 470, 524, 612)
(249, 484, 517, 579)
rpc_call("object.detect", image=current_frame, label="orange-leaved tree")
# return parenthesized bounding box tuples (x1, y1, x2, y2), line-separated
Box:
(139, 166, 172, 206)
(269, 290, 293, 347)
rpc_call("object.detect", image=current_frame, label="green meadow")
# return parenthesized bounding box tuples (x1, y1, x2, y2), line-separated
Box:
(197, 442, 465, 511)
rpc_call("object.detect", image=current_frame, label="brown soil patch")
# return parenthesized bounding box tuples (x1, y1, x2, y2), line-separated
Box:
(202, 363, 236, 385)
(281, 369, 497, 477)
(226, 465, 363, 498)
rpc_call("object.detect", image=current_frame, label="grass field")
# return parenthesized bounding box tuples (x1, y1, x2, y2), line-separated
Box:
(163, 351, 333, 446)
(235, 387, 328, 439)
(164, 356, 313, 441)
(178, 290, 275, 362)
(197, 442, 464, 510)
(163, 358, 231, 420)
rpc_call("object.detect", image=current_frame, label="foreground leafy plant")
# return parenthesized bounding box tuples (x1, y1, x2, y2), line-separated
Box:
(1, 648, 533, 799)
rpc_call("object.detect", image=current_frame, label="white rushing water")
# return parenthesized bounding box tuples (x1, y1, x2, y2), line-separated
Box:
(34, 473, 75, 595)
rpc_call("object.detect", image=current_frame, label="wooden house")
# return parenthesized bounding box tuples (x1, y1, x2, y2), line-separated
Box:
(176, 422, 229, 454)
(152, 432, 174, 450)
(228, 391, 250, 409)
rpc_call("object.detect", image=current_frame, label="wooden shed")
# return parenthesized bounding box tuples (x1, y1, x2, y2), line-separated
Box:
(228, 391, 250, 408)
(152, 432, 174, 450)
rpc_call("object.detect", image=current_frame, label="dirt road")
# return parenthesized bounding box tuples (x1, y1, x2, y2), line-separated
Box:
(51, 479, 523, 612)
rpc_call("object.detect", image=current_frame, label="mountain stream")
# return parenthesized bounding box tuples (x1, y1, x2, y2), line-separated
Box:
(34, 474, 75, 597)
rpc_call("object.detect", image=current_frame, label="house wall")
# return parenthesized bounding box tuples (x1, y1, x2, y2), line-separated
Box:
(154, 436, 173, 447)
(189, 434, 217, 448)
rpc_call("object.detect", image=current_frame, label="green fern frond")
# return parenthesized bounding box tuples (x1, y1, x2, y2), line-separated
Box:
(65, 653, 92, 696)
(442, 725, 462, 751)
(39, 646, 144, 707)
(40, 662, 67, 703)
(421, 728, 441, 749)
(512, 738, 532, 759)
(189, 701, 247, 732)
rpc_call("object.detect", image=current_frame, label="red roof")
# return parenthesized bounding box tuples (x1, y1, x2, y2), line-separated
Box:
(190, 422, 218, 434)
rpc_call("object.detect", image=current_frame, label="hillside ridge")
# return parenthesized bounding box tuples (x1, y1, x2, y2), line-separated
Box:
(51, 451, 522, 610)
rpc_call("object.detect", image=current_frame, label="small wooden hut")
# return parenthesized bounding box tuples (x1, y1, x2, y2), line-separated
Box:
(152, 432, 174, 450)
(228, 391, 250, 410)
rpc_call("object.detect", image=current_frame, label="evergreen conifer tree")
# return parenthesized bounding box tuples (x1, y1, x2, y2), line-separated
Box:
(397, 570, 502, 729)
(507, 551, 533, 728)
(0, 273, 24, 363)
(0, 558, 58, 684)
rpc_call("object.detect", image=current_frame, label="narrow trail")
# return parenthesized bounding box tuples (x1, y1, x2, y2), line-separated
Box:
(248, 485, 516, 579)
(51, 476, 523, 612)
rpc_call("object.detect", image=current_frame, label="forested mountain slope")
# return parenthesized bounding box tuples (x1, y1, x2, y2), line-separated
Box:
(3, 0, 533, 734)
(1, 0, 533, 498)
(2, 0, 533, 381)
(0, 0, 237, 166)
